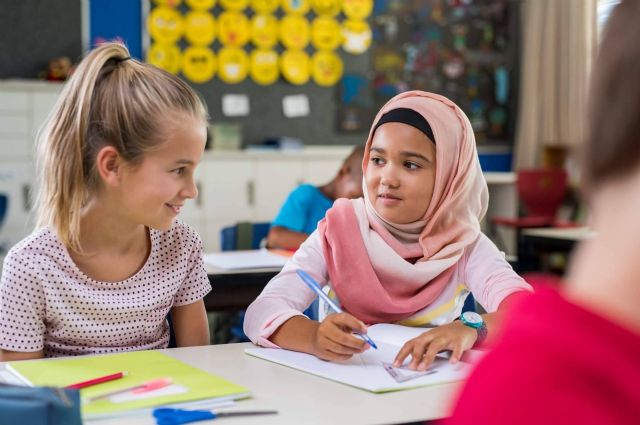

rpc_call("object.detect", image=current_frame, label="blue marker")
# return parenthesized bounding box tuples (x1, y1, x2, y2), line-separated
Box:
(296, 269, 378, 350)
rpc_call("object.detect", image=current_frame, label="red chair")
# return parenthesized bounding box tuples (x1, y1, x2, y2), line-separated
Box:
(493, 168, 576, 229)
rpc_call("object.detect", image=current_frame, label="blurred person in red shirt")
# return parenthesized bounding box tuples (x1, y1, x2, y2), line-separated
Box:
(447, 1, 640, 424)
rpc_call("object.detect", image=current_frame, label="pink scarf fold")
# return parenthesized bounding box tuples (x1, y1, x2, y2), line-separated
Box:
(318, 91, 488, 324)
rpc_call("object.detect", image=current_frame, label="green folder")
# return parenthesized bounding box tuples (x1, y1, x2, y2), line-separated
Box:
(6, 350, 250, 417)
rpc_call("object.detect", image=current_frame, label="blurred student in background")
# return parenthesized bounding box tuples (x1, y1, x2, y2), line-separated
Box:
(267, 146, 364, 250)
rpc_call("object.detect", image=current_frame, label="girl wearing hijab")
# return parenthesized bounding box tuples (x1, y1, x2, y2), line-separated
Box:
(244, 91, 531, 369)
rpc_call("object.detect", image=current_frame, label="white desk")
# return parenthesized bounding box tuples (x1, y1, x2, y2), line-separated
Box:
(521, 226, 594, 241)
(1, 343, 460, 425)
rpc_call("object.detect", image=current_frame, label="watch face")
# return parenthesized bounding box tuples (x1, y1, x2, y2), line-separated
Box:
(462, 311, 482, 325)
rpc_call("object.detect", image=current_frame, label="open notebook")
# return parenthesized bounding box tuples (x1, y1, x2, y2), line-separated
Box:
(6, 350, 250, 419)
(246, 323, 483, 393)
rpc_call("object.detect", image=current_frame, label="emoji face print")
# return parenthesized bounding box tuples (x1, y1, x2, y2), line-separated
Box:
(311, 17, 341, 51)
(220, 0, 249, 11)
(281, 0, 310, 14)
(312, 0, 340, 16)
(181, 46, 216, 83)
(218, 11, 250, 46)
(251, 0, 278, 13)
(280, 14, 310, 50)
(312, 51, 343, 86)
(250, 49, 279, 85)
(218, 47, 249, 83)
(146, 43, 182, 74)
(153, 0, 183, 6)
(148, 7, 184, 44)
(184, 11, 216, 45)
(342, 19, 371, 54)
(185, 0, 216, 9)
(342, 0, 373, 20)
(251, 14, 278, 49)
(280, 49, 310, 85)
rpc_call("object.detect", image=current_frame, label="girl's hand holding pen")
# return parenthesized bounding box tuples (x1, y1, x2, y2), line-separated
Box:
(311, 312, 371, 361)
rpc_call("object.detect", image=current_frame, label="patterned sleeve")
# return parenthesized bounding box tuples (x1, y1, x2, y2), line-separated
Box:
(173, 227, 211, 306)
(0, 251, 46, 352)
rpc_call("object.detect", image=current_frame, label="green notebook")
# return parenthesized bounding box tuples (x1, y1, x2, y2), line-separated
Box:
(6, 350, 250, 417)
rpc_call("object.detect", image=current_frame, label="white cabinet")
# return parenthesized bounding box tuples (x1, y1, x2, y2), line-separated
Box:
(0, 82, 62, 268)
(254, 159, 304, 221)
(0, 161, 35, 258)
(179, 150, 352, 252)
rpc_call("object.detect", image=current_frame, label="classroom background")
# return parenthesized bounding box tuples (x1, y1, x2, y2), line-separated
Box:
(0, 0, 616, 277)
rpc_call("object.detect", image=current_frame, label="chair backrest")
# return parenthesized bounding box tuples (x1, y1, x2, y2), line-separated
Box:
(0, 194, 8, 229)
(220, 221, 271, 251)
(517, 169, 567, 218)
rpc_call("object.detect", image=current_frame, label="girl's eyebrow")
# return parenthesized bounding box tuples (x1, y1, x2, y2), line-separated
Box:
(173, 159, 195, 165)
(370, 146, 433, 163)
(402, 151, 432, 163)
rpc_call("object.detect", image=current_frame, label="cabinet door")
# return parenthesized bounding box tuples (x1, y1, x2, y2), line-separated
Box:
(199, 159, 255, 250)
(178, 165, 206, 246)
(302, 158, 343, 185)
(254, 159, 304, 222)
(0, 161, 35, 266)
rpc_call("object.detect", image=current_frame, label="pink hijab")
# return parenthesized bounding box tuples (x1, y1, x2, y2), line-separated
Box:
(318, 91, 489, 324)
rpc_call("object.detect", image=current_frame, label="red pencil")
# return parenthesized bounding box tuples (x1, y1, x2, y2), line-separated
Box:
(64, 371, 127, 390)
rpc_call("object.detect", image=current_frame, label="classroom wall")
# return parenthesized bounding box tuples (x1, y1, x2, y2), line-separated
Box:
(0, 0, 83, 80)
(0, 0, 371, 147)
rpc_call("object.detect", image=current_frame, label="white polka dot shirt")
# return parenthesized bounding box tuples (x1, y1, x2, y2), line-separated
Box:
(0, 220, 211, 357)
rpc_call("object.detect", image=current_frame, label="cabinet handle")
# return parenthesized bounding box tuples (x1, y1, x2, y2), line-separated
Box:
(247, 180, 255, 206)
(195, 181, 202, 207)
(22, 184, 31, 211)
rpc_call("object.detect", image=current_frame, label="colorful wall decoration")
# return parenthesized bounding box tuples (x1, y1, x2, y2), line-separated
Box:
(146, 0, 374, 86)
(370, 0, 519, 144)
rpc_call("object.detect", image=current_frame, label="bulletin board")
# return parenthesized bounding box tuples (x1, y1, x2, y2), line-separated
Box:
(370, 0, 521, 145)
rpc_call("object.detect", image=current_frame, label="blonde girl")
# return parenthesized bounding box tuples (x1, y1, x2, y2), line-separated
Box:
(0, 43, 211, 360)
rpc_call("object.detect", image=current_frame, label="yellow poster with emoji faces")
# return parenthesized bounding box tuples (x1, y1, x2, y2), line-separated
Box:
(220, 0, 249, 11)
(185, 0, 216, 10)
(250, 49, 279, 85)
(251, 0, 278, 13)
(312, 51, 343, 86)
(312, 0, 340, 16)
(218, 11, 250, 46)
(280, 49, 310, 85)
(342, 19, 371, 54)
(148, 7, 184, 44)
(184, 11, 216, 45)
(181, 46, 217, 83)
(342, 0, 373, 20)
(147, 43, 182, 74)
(218, 47, 249, 83)
(280, 15, 310, 50)
(311, 17, 341, 51)
(251, 14, 278, 49)
(153, 0, 183, 6)
(281, 0, 310, 15)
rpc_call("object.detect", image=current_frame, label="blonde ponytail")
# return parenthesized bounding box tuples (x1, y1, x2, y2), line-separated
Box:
(35, 43, 207, 253)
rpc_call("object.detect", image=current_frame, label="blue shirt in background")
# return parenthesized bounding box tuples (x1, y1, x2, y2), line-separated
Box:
(272, 184, 333, 234)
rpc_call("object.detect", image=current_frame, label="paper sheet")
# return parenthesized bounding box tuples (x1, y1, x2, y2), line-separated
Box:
(203, 249, 289, 269)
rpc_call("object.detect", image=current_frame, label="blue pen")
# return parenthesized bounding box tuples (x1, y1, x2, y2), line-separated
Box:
(296, 269, 378, 350)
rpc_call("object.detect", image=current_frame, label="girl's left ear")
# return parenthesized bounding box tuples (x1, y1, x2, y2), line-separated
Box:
(95, 145, 124, 187)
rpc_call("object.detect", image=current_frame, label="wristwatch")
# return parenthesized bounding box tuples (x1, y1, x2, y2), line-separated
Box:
(459, 311, 487, 345)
